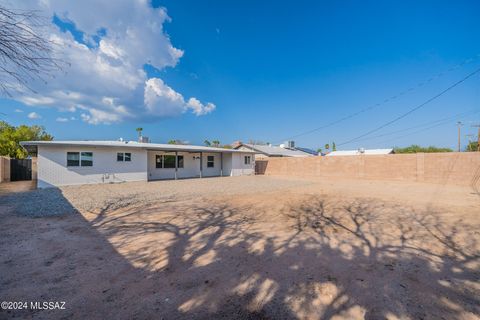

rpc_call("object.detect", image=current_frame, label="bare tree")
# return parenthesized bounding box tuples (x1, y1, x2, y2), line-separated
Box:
(0, 4, 63, 96)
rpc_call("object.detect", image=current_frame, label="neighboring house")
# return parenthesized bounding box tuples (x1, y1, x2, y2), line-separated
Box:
(21, 140, 255, 188)
(234, 143, 314, 159)
(326, 148, 394, 156)
(294, 147, 319, 156)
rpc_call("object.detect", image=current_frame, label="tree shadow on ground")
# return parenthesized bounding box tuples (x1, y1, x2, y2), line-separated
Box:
(1, 190, 479, 319)
(91, 195, 480, 319)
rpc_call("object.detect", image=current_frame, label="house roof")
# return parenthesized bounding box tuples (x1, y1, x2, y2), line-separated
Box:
(235, 143, 314, 157)
(294, 147, 319, 156)
(326, 148, 394, 156)
(21, 140, 255, 154)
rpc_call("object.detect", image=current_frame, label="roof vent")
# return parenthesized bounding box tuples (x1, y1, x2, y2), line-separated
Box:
(284, 141, 295, 149)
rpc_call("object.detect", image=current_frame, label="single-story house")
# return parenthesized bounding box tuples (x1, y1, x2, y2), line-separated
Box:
(326, 148, 394, 156)
(21, 140, 256, 188)
(233, 143, 314, 159)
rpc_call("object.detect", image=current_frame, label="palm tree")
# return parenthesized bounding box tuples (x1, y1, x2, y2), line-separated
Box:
(204, 140, 211, 146)
(212, 140, 220, 147)
(168, 139, 176, 145)
(324, 143, 330, 151)
(332, 142, 336, 151)
(136, 127, 143, 138)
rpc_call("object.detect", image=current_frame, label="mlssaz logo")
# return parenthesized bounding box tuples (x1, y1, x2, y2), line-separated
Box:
(30, 301, 66, 310)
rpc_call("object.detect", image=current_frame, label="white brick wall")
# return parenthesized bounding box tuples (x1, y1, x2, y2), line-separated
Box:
(37, 145, 255, 187)
(37, 145, 148, 188)
(231, 153, 255, 176)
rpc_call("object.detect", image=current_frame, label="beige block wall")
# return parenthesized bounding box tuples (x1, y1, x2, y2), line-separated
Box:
(263, 152, 480, 186)
(0, 156, 10, 183)
(31, 157, 38, 180)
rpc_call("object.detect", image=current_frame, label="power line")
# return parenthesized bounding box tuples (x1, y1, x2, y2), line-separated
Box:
(342, 109, 479, 144)
(275, 54, 480, 143)
(374, 112, 476, 146)
(337, 66, 480, 147)
(378, 121, 459, 145)
(358, 111, 474, 144)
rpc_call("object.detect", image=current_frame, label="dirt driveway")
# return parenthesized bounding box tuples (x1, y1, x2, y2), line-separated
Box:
(0, 176, 479, 319)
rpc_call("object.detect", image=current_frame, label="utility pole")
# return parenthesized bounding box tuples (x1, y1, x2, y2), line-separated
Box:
(457, 121, 463, 152)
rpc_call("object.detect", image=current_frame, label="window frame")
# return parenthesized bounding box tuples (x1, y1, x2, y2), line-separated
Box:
(117, 152, 132, 162)
(207, 155, 214, 168)
(163, 155, 176, 168)
(155, 154, 163, 168)
(67, 152, 80, 167)
(244, 155, 251, 165)
(155, 154, 183, 169)
(177, 155, 184, 168)
(80, 152, 93, 167)
(67, 151, 93, 167)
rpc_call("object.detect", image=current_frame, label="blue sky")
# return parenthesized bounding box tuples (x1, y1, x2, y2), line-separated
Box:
(1, 0, 479, 150)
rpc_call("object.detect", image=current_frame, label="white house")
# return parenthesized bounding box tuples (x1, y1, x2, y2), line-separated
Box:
(233, 143, 315, 159)
(21, 140, 256, 188)
(326, 148, 394, 156)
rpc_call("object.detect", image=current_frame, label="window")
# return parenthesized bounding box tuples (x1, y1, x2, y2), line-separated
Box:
(156, 154, 183, 168)
(67, 152, 92, 167)
(207, 155, 214, 168)
(67, 152, 80, 166)
(81, 152, 93, 166)
(155, 155, 163, 168)
(163, 155, 176, 168)
(177, 155, 184, 168)
(117, 152, 132, 162)
(244, 156, 251, 165)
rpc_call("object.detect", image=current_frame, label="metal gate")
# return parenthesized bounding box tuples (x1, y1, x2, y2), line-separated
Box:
(10, 159, 32, 181)
(255, 160, 268, 175)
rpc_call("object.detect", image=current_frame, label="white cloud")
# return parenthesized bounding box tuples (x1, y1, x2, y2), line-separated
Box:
(14, 109, 23, 113)
(27, 112, 41, 119)
(56, 117, 69, 122)
(5, 0, 215, 124)
(186, 98, 216, 116)
(144, 79, 216, 117)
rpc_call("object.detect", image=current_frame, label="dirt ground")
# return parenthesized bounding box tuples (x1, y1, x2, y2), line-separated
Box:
(0, 176, 479, 320)
(0, 180, 36, 195)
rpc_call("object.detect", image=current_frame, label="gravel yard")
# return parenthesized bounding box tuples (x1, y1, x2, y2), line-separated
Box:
(0, 176, 479, 319)
(0, 176, 312, 217)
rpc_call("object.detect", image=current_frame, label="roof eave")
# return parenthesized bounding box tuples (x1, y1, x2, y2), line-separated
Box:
(20, 141, 256, 154)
